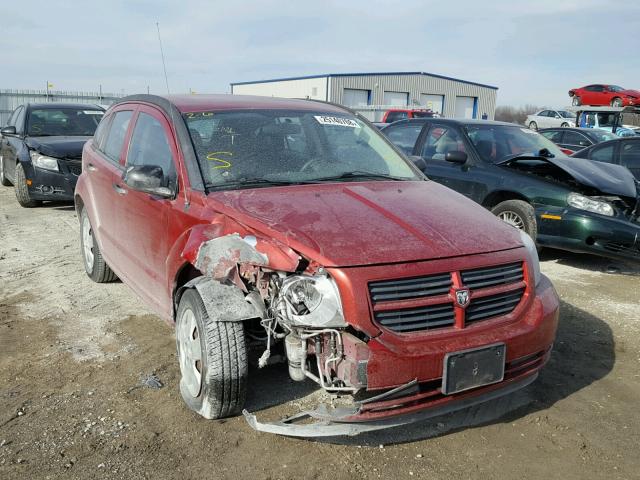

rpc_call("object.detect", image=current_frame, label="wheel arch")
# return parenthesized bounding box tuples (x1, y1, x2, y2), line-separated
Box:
(482, 190, 531, 210)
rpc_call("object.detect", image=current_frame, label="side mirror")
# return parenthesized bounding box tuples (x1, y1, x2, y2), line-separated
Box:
(123, 165, 174, 198)
(445, 151, 468, 164)
(1, 126, 17, 136)
(410, 155, 427, 171)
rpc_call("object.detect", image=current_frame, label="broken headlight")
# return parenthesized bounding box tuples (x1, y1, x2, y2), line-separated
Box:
(279, 274, 346, 328)
(519, 230, 541, 287)
(30, 151, 59, 172)
(567, 193, 614, 217)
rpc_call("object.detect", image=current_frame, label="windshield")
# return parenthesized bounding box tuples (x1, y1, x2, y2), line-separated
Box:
(465, 124, 565, 162)
(27, 108, 104, 136)
(609, 85, 625, 92)
(559, 111, 574, 118)
(184, 109, 419, 189)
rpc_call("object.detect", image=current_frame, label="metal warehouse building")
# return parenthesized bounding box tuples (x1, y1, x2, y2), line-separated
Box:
(230, 72, 498, 121)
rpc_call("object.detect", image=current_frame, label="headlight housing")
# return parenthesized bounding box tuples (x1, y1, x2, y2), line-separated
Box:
(567, 192, 614, 216)
(279, 274, 346, 328)
(30, 151, 59, 172)
(519, 230, 541, 287)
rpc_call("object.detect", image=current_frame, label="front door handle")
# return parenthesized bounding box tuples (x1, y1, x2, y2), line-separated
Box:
(112, 183, 127, 195)
(87, 163, 97, 172)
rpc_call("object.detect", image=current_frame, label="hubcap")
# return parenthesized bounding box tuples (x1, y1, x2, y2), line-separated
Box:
(82, 215, 95, 272)
(530, 123, 537, 130)
(177, 308, 202, 398)
(572, 97, 579, 106)
(0, 156, 4, 180)
(498, 211, 525, 230)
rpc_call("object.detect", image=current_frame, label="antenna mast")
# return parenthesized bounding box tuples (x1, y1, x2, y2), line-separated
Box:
(156, 22, 170, 94)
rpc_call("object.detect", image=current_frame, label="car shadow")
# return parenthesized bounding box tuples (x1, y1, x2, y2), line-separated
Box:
(43, 201, 76, 212)
(540, 248, 640, 276)
(303, 299, 615, 445)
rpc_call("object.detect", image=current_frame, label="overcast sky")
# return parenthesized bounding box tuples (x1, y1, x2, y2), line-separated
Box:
(3, 0, 639, 107)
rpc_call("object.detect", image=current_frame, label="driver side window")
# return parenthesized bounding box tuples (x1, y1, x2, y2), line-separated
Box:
(126, 112, 176, 186)
(421, 125, 467, 162)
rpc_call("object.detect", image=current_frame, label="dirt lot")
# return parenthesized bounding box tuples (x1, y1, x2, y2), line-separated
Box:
(1, 186, 639, 480)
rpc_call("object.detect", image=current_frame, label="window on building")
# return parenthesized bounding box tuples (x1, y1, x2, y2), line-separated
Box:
(383, 91, 409, 106)
(342, 89, 370, 107)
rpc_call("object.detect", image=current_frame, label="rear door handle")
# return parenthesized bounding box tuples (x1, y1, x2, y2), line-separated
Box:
(87, 163, 97, 172)
(112, 183, 127, 195)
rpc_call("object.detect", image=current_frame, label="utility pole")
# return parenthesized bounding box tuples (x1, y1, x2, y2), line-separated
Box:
(99, 84, 103, 103)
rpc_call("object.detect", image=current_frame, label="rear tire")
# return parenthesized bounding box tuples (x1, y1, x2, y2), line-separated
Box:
(176, 289, 248, 419)
(0, 156, 12, 186)
(528, 121, 538, 131)
(80, 207, 118, 283)
(491, 199, 537, 241)
(14, 162, 41, 208)
(572, 96, 582, 106)
(611, 97, 623, 107)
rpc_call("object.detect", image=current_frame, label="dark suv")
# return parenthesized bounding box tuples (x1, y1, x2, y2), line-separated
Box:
(0, 103, 104, 207)
(382, 118, 640, 262)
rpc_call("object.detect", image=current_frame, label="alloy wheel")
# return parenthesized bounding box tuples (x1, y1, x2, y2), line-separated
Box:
(177, 308, 203, 398)
(498, 211, 525, 230)
(82, 215, 95, 273)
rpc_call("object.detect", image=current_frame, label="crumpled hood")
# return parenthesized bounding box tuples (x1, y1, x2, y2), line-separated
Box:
(206, 181, 522, 267)
(620, 89, 640, 97)
(498, 155, 639, 199)
(25, 136, 91, 159)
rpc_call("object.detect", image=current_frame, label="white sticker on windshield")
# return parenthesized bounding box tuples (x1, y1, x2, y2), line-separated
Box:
(520, 128, 537, 134)
(314, 115, 359, 128)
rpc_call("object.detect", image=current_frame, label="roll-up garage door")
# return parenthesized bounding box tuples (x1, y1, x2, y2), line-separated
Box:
(384, 91, 409, 106)
(420, 94, 444, 114)
(343, 88, 370, 107)
(455, 96, 477, 119)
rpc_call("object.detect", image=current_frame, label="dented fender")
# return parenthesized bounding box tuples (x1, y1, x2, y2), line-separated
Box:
(181, 225, 301, 281)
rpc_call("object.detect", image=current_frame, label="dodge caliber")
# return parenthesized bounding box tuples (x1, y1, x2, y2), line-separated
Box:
(75, 94, 559, 436)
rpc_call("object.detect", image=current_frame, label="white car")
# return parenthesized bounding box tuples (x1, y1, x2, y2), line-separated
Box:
(526, 109, 576, 130)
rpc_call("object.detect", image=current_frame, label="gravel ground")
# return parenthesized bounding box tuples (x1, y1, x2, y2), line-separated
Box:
(1, 185, 639, 480)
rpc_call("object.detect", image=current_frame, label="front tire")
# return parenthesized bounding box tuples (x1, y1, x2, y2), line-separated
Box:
(176, 289, 248, 419)
(80, 208, 117, 283)
(561, 122, 569, 128)
(491, 199, 537, 241)
(0, 156, 12, 186)
(528, 121, 538, 131)
(611, 97, 623, 107)
(14, 162, 41, 207)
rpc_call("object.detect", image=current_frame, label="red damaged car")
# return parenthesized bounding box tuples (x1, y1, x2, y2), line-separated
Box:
(569, 84, 640, 107)
(75, 94, 559, 436)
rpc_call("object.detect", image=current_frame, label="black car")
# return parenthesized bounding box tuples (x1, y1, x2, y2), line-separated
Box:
(380, 118, 640, 262)
(572, 136, 640, 179)
(538, 127, 618, 153)
(0, 103, 105, 207)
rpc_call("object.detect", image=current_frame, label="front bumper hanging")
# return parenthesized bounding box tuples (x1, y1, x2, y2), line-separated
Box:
(243, 373, 537, 437)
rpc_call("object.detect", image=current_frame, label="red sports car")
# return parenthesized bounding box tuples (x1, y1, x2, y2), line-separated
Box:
(569, 84, 640, 107)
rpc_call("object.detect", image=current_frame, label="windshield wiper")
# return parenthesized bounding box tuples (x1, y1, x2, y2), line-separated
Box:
(205, 178, 304, 191)
(309, 171, 411, 183)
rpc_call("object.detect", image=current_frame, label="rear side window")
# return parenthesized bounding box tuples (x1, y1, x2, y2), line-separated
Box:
(620, 141, 640, 178)
(127, 112, 175, 181)
(92, 114, 111, 150)
(590, 144, 615, 163)
(102, 111, 133, 162)
(383, 123, 423, 154)
(386, 111, 408, 123)
(540, 130, 563, 142)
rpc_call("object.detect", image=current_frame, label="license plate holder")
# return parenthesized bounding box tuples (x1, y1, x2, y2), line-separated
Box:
(442, 343, 506, 395)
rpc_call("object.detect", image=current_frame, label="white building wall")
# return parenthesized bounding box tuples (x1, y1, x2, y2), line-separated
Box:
(231, 77, 328, 101)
